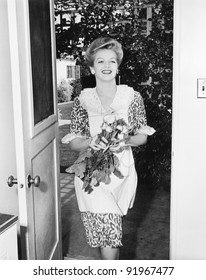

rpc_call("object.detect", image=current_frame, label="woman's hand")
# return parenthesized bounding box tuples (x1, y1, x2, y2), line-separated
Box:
(109, 141, 128, 153)
(89, 135, 108, 151)
(109, 134, 130, 153)
(109, 133, 148, 153)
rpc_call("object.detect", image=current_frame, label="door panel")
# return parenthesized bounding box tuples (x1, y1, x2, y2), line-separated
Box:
(7, 0, 62, 259)
(32, 138, 57, 259)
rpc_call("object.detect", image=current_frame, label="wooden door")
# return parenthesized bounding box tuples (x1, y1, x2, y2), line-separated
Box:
(7, 0, 62, 259)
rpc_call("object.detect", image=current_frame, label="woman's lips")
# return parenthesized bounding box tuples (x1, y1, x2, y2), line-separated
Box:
(102, 70, 112, 74)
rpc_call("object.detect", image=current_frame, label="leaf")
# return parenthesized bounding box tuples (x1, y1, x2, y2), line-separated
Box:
(112, 154, 120, 168)
(74, 149, 92, 163)
(116, 118, 128, 127)
(84, 184, 93, 194)
(82, 175, 91, 190)
(66, 161, 86, 179)
(104, 173, 111, 184)
(90, 177, 98, 187)
(109, 163, 115, 173)
(113, 168, 124, 179)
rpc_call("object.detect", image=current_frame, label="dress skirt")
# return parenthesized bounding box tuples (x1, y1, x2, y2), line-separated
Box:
(74, 147, 137, 247)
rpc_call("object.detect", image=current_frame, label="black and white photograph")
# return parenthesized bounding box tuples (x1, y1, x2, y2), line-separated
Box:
(0, 0, 206, 278)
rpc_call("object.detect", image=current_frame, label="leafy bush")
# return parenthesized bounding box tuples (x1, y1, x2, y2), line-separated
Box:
(70, 79, 82, 100)
(133, 89, 172, 187)
(57, 79, 73, 103)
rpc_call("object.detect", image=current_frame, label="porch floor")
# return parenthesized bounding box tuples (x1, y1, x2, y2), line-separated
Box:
(60, 173, 170, 260)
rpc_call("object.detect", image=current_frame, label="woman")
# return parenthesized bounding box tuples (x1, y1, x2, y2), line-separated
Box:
(62, 37, 155, 260)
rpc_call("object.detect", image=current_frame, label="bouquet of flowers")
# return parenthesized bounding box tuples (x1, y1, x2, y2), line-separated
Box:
(66, 115, 131, 193)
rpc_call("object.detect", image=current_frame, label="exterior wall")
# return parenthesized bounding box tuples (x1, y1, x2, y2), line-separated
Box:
(56, 59, 76, 84)
(171, 0, 206, 259)
(0, 0, 18, 215)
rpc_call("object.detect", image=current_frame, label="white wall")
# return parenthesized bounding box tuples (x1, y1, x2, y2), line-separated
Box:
(0, 0, 18, 215)
(56, 59, 75, 84)
(171, 0, 206, 259)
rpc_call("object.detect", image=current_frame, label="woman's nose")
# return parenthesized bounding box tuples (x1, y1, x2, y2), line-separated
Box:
(104, 61, 110, 68)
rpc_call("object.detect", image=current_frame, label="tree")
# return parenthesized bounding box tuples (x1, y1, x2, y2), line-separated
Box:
(55, 0, 173, 187)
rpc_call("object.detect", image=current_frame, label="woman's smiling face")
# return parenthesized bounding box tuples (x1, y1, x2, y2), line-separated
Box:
(90, 49, 118, 82)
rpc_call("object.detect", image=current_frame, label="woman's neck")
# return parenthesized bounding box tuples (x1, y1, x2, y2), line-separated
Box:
(95, 80, 117, 110)
(95, 80, 117, 98)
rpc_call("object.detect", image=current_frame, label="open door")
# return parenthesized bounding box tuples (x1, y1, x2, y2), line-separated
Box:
(7, 0, 62, 259)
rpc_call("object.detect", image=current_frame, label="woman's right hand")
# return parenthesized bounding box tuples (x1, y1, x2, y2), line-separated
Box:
(89, 135, 108, 151)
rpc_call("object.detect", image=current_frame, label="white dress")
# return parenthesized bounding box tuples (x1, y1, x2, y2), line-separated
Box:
(64, 85, 153, 248)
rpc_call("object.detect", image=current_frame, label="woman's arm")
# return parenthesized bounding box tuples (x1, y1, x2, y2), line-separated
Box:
(125, 133, 147, 147)
(64, 97, 90, 152)
(125, 91, 148, 147)
(69, 135, 108, 152)
(69, 137, 90, 152)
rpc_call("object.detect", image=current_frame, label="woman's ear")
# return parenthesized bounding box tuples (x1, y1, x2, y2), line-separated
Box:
(90, 67, 95, 75)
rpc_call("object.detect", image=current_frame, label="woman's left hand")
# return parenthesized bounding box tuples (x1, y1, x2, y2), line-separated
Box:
(109, 135, 130, 153)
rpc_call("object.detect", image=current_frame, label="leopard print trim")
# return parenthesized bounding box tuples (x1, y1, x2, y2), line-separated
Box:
(128, 91, 147, 134)
(81, 212, 123, 248)
(70, 97, 90, 138)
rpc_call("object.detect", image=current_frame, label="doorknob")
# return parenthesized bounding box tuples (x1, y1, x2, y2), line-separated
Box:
(27, 174, 40, 188)
(7, 175, 18, 187)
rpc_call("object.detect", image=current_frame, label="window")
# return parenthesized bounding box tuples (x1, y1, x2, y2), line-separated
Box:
(67, 65, 80, 79)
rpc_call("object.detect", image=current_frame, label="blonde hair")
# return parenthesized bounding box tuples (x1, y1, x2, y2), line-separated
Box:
(85, 37, 123, 67)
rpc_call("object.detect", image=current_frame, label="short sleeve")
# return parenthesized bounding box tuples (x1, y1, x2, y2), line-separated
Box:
(128, 91, 147, 134)
(70, 97, 90, 137)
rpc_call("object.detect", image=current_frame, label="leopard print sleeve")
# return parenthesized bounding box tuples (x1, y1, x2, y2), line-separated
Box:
(128, 91, 147, 135)
(70, 97, 90, 138)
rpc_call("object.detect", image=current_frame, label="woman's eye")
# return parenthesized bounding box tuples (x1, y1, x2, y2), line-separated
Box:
(109, 59, 117, 63)
(97, 60, 104, 63)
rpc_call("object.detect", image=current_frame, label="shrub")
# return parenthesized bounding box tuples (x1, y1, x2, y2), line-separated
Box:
(133, 89, 172, 187)
(57, 79, 73, 103)
(70, 79, 82, 100)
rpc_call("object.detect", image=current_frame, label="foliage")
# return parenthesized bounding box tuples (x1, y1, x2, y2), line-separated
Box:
(67, 117, 130, 193)
(57, 79, 73, 103)
(57, 89, 68, 103)
(70, 79, 82, 100)
(133, 95, 172, 186)
(55, 0, 173, 187)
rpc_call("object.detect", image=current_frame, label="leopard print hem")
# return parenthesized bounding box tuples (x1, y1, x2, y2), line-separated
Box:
(81, 212, 123, 248)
